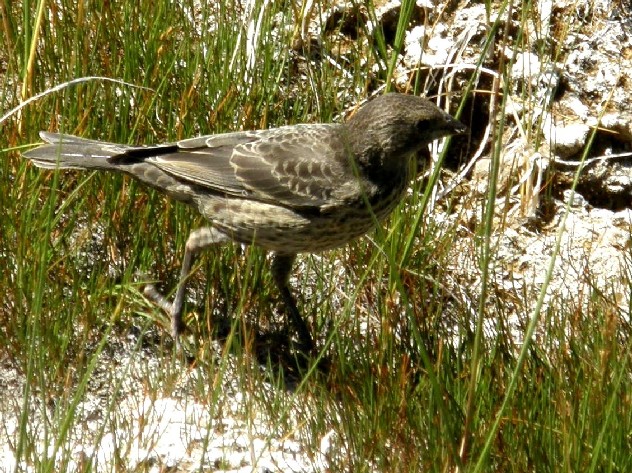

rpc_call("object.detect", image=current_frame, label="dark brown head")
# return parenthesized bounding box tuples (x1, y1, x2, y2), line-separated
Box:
(346, 93, 466, 167)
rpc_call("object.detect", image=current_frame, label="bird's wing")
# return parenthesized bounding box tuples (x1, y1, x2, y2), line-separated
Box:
(147, 124, 355, 209)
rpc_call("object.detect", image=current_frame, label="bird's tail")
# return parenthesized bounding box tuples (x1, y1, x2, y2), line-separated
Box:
(23, 131, 199, 205)
(23, 132, 144, 170)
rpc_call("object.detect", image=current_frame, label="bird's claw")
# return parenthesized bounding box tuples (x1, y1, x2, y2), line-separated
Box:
(140, 278, 186, 347)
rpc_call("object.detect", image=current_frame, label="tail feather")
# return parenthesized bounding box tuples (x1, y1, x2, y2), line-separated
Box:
(23, 132, 135, 170)
(22, 132, 197, 204)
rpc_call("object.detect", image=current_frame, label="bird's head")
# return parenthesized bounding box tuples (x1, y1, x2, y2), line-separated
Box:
(346, 93, 467, 166)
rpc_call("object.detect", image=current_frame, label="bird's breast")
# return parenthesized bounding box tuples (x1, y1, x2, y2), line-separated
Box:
(194, 168, 411, 254)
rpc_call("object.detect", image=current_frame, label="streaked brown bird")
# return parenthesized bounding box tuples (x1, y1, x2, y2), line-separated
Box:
(23, 93, 466, 352)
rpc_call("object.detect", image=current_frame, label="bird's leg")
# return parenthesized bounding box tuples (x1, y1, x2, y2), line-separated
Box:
(271, 253, 314, 352)
(144, 227, 228, 343)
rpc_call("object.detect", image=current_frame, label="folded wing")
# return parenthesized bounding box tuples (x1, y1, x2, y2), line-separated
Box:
(147, 124, 354, 209)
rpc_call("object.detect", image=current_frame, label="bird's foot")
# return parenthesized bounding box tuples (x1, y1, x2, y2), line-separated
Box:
(141, 278, 186, 348)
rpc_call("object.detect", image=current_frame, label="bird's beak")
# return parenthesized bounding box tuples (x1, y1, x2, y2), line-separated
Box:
(447, 116, 468, 136)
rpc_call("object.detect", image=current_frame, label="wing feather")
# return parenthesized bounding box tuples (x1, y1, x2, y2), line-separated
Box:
(148, 124, 352, 208)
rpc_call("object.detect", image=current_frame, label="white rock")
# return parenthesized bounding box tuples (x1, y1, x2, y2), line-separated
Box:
(543, 120, 590, 158)
(403, 25, 426, 66)
(511, 51, 542, 82)
(598, 114, 632, 142)
(563, 189, 588, 209)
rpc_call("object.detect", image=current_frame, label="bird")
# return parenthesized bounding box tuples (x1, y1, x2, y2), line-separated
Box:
(23, 93, 466, 352)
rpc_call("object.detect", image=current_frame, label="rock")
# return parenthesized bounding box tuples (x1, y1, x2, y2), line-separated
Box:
(543, 119, 590, 158)
(598, 114, 632, 143)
